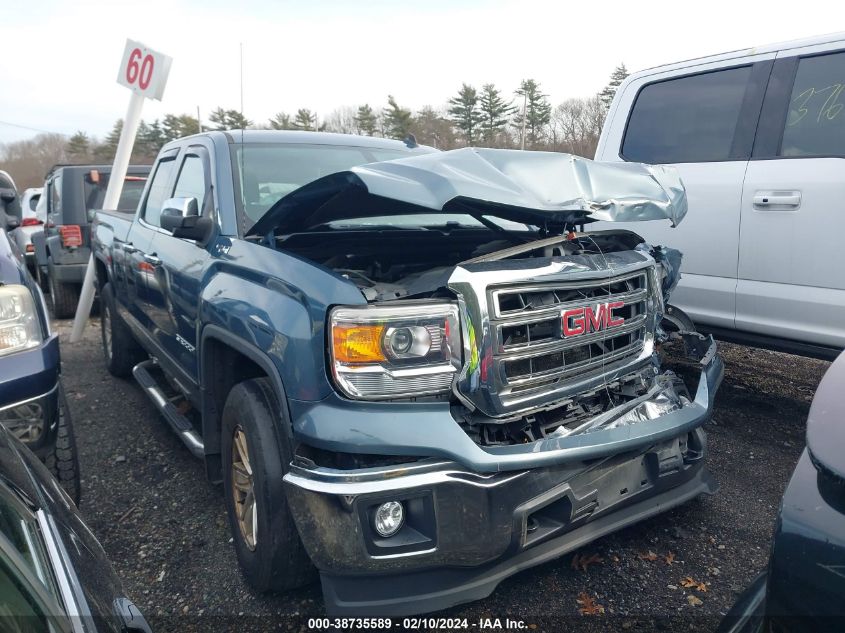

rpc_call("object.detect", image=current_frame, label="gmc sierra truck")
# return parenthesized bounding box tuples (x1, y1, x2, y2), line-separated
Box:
(92, 130, 723, 615)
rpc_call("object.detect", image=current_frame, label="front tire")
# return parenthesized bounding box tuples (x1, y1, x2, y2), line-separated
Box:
(101, 282, 145, 378)
(43, 386, 81, 506)
(221, 377, 314, 592)
(48, 258, 80, 319)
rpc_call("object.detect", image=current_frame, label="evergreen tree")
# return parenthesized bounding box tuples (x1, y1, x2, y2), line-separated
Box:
(478, 84, 516, 146)
(66, 131, 90, 162)
(93, 120, 122, 161)
(293, 108, 318, 131)
(514, 79, 552, 148)
(598, 63, 629, 111)
(162, 114, 200, 141)
(136, 120, 166, 159)
(354, 104, 378, 136)
(447, 83, 483, 146)
(382, 95, 413, 140)
(209, 107, 252, 131)
(411, 106, 455, 149)
(269, 112, 294, 130)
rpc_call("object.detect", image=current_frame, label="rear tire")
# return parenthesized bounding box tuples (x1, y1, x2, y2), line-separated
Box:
(43, 385, 81, 506)
(222, 377, 315, 592)
(101, 282, 145, 378)
(48, 258, 80, 319)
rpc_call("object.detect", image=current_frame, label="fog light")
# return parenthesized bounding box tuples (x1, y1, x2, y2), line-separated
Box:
(373, 501, 404, 537)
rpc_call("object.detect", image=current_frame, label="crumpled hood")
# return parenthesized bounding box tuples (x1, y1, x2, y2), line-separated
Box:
(247, 147, 687, 237)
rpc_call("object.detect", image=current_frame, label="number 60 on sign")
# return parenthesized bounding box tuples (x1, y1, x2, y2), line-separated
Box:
(116, 39, 172, 101)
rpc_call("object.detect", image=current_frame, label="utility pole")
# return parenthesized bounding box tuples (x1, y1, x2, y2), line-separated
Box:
(197, 106, 202, 133)
(239, 43, 244, 117)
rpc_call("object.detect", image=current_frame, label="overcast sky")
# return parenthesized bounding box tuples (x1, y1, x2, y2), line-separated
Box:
(0, 0, 841, 144)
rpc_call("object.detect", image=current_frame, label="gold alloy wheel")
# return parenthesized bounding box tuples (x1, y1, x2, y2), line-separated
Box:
(231, 426, 257, 551)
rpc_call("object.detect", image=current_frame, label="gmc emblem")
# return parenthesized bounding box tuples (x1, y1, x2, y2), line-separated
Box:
(562, 301, 625, 337)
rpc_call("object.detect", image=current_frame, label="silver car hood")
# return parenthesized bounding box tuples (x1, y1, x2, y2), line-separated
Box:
(247, 147, 687, 236)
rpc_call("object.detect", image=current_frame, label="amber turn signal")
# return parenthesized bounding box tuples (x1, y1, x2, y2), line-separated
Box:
(332, 324, 386, 363)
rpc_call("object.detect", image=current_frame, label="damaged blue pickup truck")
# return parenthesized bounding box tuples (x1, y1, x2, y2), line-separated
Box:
(91, 130, 723, 615)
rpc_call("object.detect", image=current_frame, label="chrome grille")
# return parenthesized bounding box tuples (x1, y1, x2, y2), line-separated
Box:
(491, 270, 652, 402)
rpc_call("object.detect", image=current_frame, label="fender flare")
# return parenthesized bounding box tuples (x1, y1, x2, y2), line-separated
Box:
(199, 324, 295, 454)
(93, 251, 111, 287)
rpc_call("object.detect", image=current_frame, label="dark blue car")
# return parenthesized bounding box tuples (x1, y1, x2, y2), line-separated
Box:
(720, 349, 845, 633)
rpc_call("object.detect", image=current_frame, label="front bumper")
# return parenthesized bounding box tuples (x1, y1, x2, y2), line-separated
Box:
(287, 432, 715, 616)
(0, 336, 61, 454)
(284, 339, 723, 615)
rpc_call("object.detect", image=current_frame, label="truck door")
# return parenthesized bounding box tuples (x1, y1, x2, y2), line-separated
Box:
(147, 144, 214, 383)
(595, 58, 773, 331)
(125, 150, 179, 330)
(738, 43, 845, 349)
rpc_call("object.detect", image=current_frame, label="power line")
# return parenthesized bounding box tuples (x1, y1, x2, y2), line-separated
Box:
(0, 120, 68, 136)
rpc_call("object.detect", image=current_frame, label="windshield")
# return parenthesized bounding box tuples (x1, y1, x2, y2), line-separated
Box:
(231, 143, 413, 224)
(84, 175, 148, 213)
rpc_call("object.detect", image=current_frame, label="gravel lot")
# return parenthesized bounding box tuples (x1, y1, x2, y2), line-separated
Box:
(56, 317, 831, 632)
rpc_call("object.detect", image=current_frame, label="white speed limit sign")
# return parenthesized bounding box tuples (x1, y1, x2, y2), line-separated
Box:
(116, 39, 172, 101)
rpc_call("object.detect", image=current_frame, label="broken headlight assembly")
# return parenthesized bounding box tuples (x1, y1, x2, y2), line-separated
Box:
(329, 303, 461, 400)
(0, 285, 42, 357)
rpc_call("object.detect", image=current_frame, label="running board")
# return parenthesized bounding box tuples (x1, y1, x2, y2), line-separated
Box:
(132, 360, 204, 458)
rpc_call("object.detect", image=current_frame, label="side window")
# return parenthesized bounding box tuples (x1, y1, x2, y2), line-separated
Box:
(49, 175, 62, 215)
(171, 153, 208, 208)
(780, 51, 845, 157)
(142, 157, 177, 227)
(622, 66, 753, 163)
(0, 556, 50, 632)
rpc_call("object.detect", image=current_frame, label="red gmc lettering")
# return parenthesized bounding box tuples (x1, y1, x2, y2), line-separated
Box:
(562, 301, 625, 337)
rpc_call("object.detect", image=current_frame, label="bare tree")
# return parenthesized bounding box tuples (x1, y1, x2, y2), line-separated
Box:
(0, 133, 68, 189)
(550, 96, 605, 157)
(323, 106, 359, 135)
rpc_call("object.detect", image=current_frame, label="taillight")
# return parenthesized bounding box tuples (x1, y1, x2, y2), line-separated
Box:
(21, 218, 42, 227)
(59, 225, 83, 248)
(26, 245, 34, 253)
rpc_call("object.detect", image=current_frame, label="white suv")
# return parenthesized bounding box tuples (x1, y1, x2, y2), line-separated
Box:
(596, 32, 845, 359)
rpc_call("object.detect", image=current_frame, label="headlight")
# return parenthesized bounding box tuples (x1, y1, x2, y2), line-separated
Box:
(0, 285, 42, 357)
(329, 302, 461, 400)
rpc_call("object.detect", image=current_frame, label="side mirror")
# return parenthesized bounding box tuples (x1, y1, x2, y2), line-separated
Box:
(159, 197, 212, 243)
(0, 189, 15, 203)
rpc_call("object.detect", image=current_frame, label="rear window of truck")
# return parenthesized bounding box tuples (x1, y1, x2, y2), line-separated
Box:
(84, 175, 148, 213)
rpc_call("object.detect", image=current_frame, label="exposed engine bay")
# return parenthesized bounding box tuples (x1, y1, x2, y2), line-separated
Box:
(278, 226, 652, 302)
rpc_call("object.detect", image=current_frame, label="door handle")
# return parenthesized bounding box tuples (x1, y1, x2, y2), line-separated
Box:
(753, 191, 801, 209)
(143, 253, 161, 266)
